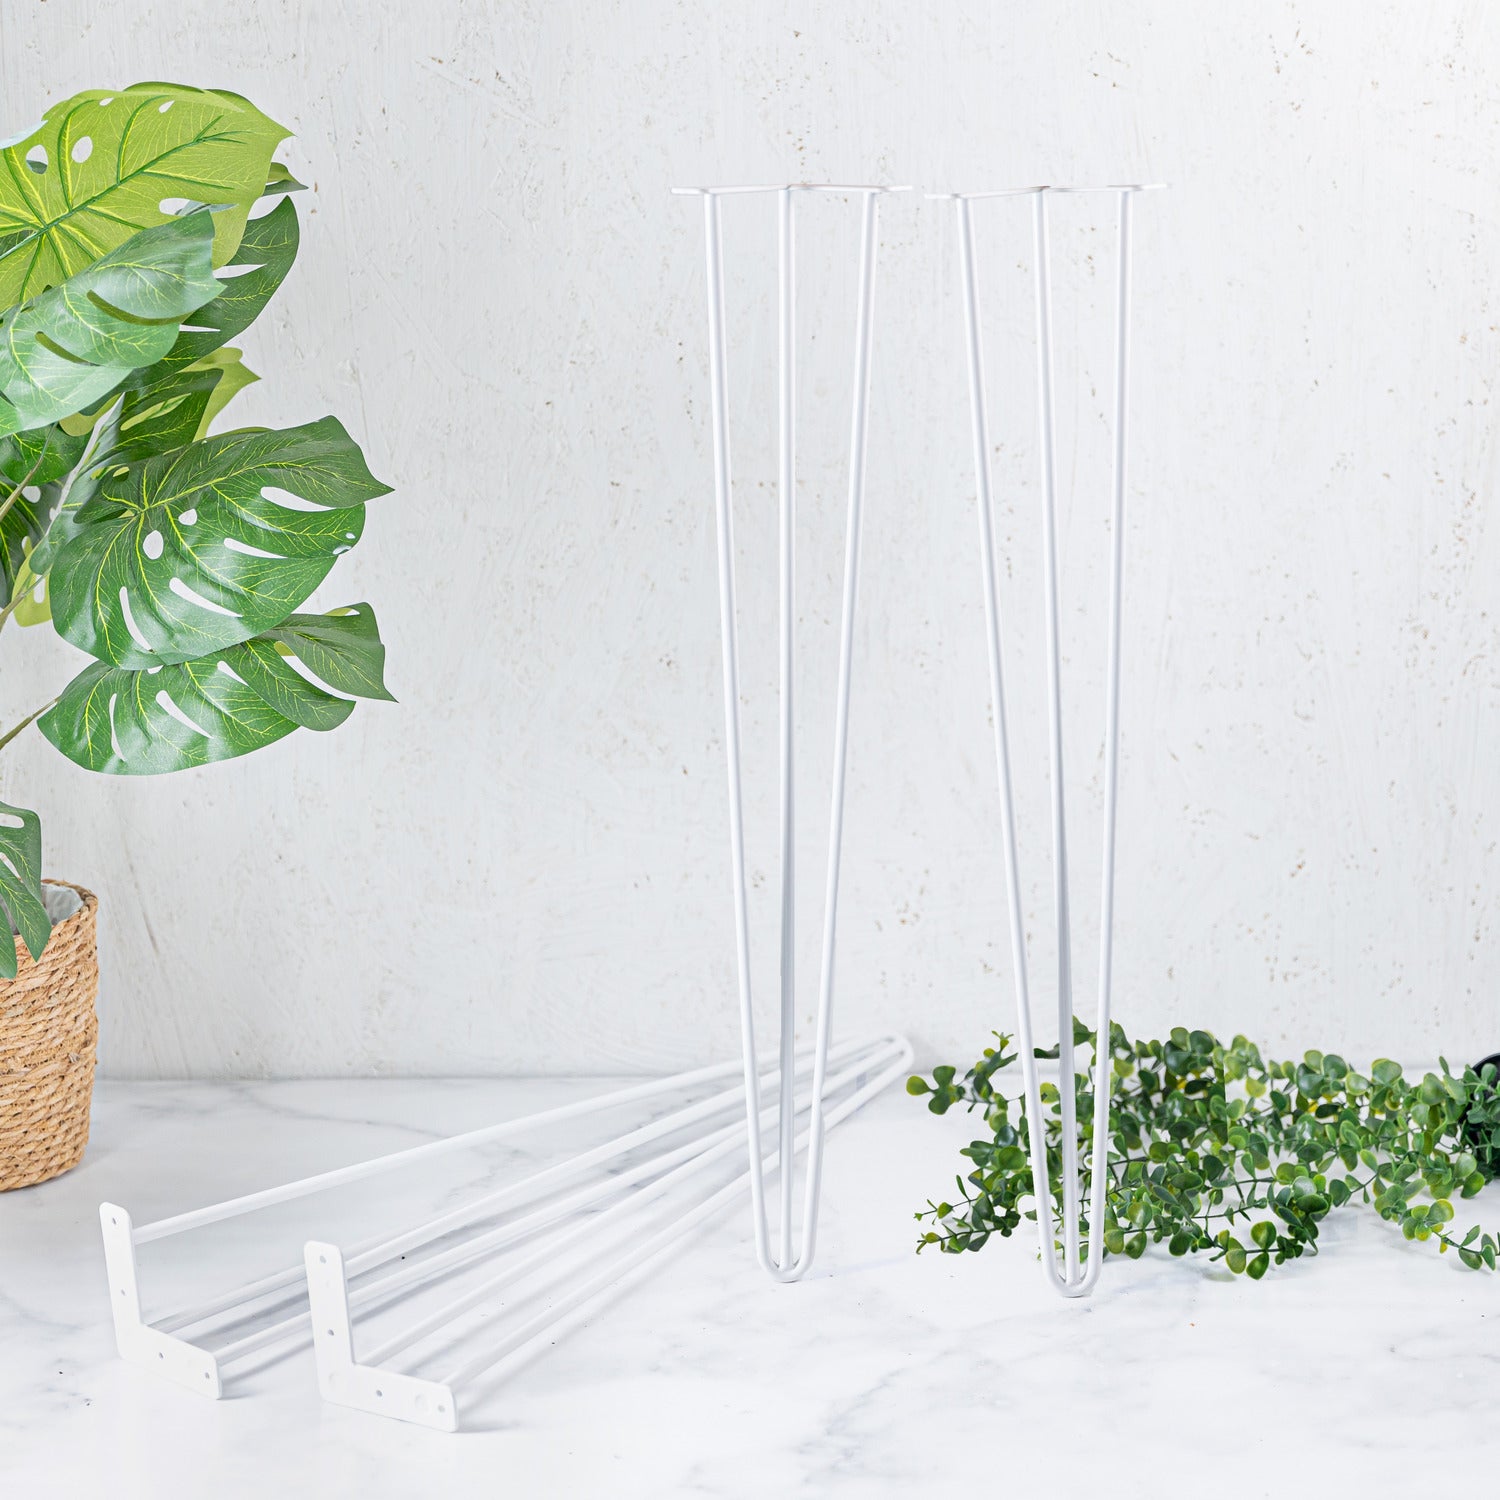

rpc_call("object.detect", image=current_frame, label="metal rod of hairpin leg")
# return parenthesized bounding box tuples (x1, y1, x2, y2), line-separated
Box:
(213, 1120, 751, 1367)
(1031, 188, 1083, 1285)
(150, 1043, 817, 1338)
(134, 1052, 768, 1249)
(370, 1039, 894, 1375)
(1075, 187, 1134, 1294)
(169, 1036, 893, 1365)
(337, 1038, 899, 1348)
(200, 1056, 822, 1363)
(701, 191, 776, 1273)
(776, 184, 798, 1271)
(691, 184, 894, 1282)
(438, 1034, 914, 1392)
(788, 187, 881, 1281)
(955, 198, 1068, 1295)
(193, 1070, 768, 1363)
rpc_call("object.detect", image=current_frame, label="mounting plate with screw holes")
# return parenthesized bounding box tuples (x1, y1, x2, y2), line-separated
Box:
(99, 1203, 223, 1398)
(305, 1241, 457, 1432)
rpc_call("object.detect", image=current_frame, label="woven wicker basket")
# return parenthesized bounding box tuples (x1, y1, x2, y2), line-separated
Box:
(0, 880, 99, 1191)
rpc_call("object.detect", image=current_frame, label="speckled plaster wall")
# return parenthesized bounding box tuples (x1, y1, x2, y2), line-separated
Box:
(4, 2, 1499, 1076)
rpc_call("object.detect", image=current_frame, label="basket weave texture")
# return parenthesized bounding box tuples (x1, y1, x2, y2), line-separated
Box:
(0, 880, 98, 1191)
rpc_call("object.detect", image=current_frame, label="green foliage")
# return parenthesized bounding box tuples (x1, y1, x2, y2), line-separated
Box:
(0, 799, 49, 978)
(0, 84, 392, 961)
(0, 83, 288, 308)
(45, 415, 387, 670)
(910, 1025, 1500, 1279)
(0, 213, 222, 438)
(39, 605, 389, 774)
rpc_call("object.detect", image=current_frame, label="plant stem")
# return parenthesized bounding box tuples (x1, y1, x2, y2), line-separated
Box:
(0, 447, 47, 535)
(0, 587, 32, 634)
(0, 696, 59, 754)
(0, 450, 51, 637)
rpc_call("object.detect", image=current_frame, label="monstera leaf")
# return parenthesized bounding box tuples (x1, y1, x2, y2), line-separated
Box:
(94, 348, 257, 468)
(0, 84, 288, 310)
(0, 465, 51, 600)
(48, 416, 389, 668)
(0, 420, 92, 594)
(0, 196, 298, 506)
(0, 421, 86, 488)
(21, 394, 127, 582)
(191, 349, 257, 433)
(0, 213, 221, 439)
(101, 196, 295, 443)
(39, 604, 391, 775)
(258, 606, 394, 703)
(0, 799, 50, 978)
(147, 195, 298, 376)
(8, 545, 49, 626)
(83, 197, 296, 457)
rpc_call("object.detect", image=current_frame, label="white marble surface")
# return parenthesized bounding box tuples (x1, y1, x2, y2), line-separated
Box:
(2, 1077, 1498, 1496)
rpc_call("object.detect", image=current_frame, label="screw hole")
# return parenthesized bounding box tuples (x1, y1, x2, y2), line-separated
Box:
(318, 1254, 326, 1264)
(375, 1388, 384, 1398)
(158, 1352, 164, 1360)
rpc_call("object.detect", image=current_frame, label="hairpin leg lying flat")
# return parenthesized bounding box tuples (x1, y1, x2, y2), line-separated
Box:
(304, 1033, 913, 1430)
(679, 181, 910, 1281)
(99, 1036, 893, 1394)
(944, 182, 1161, 1297)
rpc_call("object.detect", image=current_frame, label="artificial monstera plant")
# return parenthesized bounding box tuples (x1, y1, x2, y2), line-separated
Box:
(0, 82, 393, 976)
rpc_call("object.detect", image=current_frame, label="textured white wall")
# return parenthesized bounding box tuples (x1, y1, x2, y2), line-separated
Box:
(3, 1, 1499, 1076)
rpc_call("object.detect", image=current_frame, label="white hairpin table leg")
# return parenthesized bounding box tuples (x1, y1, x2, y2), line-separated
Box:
(948, 182, 1155, 1298)
(689, 183, 903, 1282)
(99, 1040, 882, 1394)
(956, 196, 1071, 1296)
(775, 183, 799, 1271)
(304, 1034, 913, 1431)
(1031, 188, 1084, 1284)
(1076, 185, 1135, 1295)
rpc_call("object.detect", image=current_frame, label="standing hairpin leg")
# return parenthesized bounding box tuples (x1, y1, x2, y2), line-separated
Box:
(943, 182, 1161, 1297)
(953, 192, 1069, 1295)
(775, 184, 799, 1271)
(678, 182, 909, 1280)
(1083, 184, 1137, 1296)
(1031, 186, 1084, 1281)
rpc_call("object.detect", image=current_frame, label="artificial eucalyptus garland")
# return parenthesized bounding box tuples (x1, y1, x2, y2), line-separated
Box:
(910, 1023, 1500, 1276)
